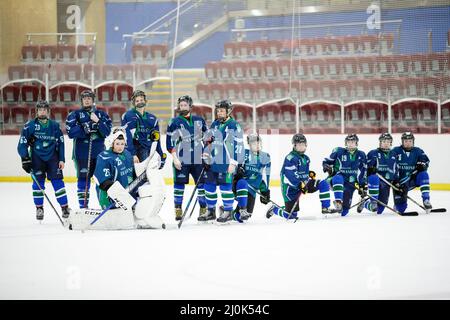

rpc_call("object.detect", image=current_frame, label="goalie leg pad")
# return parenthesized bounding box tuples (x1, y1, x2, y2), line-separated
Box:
(68, 208, 135, 230)
(107, 181, 136, 211)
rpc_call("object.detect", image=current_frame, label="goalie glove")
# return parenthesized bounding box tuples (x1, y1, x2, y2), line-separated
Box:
(107, 181, 136, 212)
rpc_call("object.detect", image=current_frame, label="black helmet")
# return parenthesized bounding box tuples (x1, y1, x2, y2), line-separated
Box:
(131, 90, 146, 102)
(177, 95, 193, 107)
(247, 133, 261, 145)
(35, 100, 50, 119)
(345, 133, 359, 143)
(215, 99, 233, 122)
(379, 132, 393, 142)
(80, 89, 95, 102)
(401, 131, 415, 142)
(292, 133, 307, 145)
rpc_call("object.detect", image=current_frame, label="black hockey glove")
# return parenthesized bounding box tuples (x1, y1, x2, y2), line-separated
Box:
(322, 163, 334, 176)
(393, 181, 408, 196)
(356, 183, 367, 197)
(415, 162, 427, 172)
(234, 165, 245, 181)
(367, 166, 377, 176)
(27, 136, 36, 147)
(21, 157, 32, 174)
(260, 189, 270, 204)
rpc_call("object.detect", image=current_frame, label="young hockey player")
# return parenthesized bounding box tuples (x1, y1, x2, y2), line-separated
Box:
(166, 95, 208, 221)
(390, 132, 431, 213)
(223, 133, 271, 221)
(66, 89, 112, 209)
(357, 132, 398, 214)
(322, 134, 367, 217)
(266, 133, 335, 220)
(18, 100, 71, 221)
(121, 90, 166, 167)
(199, 100, 244, 223)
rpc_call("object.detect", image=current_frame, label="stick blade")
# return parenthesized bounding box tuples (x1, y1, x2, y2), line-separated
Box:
(400, 211, 419, 216)
(430, 208, 447, 213)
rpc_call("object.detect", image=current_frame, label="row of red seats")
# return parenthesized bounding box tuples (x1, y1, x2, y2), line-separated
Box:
(131, 44, 168, 61)
(224, 34, 394, 59)
(2, 83, 134, 104)
(197, 76, 450, 103)
(21, 44, 94, 62)
(205, 52, 449, 82)
(8, 64, 158, 82)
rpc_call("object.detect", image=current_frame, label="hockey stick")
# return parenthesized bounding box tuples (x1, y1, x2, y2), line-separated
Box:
(350, 196, 369, 210)
(376, 173, 446, 213)
(247, 184, 286, 211)
(83, 133, 94, 208)
(82, 141, 158, 232)
(178, 167, 206, 229)
(354, 183, 418, 216)
(188, 198, 198, 219)
(30, 172, 65, 227)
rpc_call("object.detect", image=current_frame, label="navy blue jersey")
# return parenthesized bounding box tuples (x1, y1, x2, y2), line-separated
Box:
(94, 149, 135, 189)
(204, 117, 244, 173)
(18, 118, 65, 162)
(323, 147, 367, 185)
(121, 108, 163, 158)
(243, 149, 271, 194)
(281, 151, 310, 189)
(367, 148, 399, 181)
(391, 146, 430, 182)
(166, 115, 207, 165)
(66, 108, 112, 160)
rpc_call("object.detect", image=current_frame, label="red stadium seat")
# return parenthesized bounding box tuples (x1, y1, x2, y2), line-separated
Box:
(410, 54, 428, 76)
(247, 60, 263, 80)
(345, 104, 366, 130)
(63, 64, 82, 81)
(21, 85, 41, 103)
(391, 101, 419, 131)
(253, 40, 269, 58)
(192, 105, 212, 122)
(45, 64, 63, 82)
(289, 80, 301, 100)
(233, 104, 253, 129)
(117, 84, 133, 102)
(271, 81, 288, 99)
(379, 33, 394, 54)
(51, 105, 70, 123)
(404, 77, 423, 98)
(423, 77, 441, 99)
(279, 103, 296, 126)
(224, 42, 238, 59)
(83, 64, 101, 82)
(210, 83, 225, 101)
(150, 44, 168, 60)
(309, 58, 326, 79)
(294, 59, 310, 80)
(57, 44, 76, 61)
(277, 59, 291, 79)
(136, 64, 157, 81)
(25, 65, 44, 80)
(59, 85, 77, 103)
(1, 105, 11, 124)
(441, 102, 450, 131)
(106, 105, 127, 125)
(341, 57, 358, 78)
(255, 82, 272, 101)
(49, 87, 59, 103)
(40, 45, 57, 61)
(205, 62, 219, 80)
(241, 83, 256, 102)
(2, 84, 20, 103)
(342, 35, 361, 55)
(301, 80, 320, 101)
(132, 44, 150, 62)
(8, 66, 25, 81)
(442, 76, 450, 100)
(428, 53, 447, 75)
(351, 79, 370, 100)
(417, 102, 438, 133)
(196, 83, 210, 102)
(232, 61, 248, 80)
(324, 37, 343, 55)
(376, 56, 394, 77)
(102, 65, 119, 81)
(335, 80, 352, 101)
(325, 58, 342, 79)
(97, 85, 115, 102)
(11, 105, 30, 126)
(391, 55, 411, 76)
(387, 78, 405, 101)
(118, 65, 134, 82)
(236, 41, 253, 58)
(360, 35, 377, 54)
(358, 56, 376, 77)
(369, 78, 387, 100)
(267, 40, 282, 57)
(263, 60, 278, 80)
(257, 104, 280, 128)
(320, 80, 336, 100)
(297, 38, 312, 56)
(217, 61, 232, 81)
(224, 83, 240, 101)
(77, 44, 94, 63)
(22, 45, 39, 62)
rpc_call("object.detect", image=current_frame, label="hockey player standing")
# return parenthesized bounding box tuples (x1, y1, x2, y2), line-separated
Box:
(166, 95, 208, 220)
(121, 90, 167, 167)
(266, 133, 335, 220)
(227, 133, 271, 221)
(322, 134, 367, 216)
(391, 132, 432, 213)
(18, 100, 71, 220)
(66, 89, 112, 209)
(199, 100, 244, 223)
(357, 133, 398, 214)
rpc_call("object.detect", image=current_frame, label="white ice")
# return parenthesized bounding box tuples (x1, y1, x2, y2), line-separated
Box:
(0, 182, 449, 299)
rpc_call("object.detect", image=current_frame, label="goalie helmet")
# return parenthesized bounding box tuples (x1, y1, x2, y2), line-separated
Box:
(105, 126, 127, 150)
(292, 133, 307, 145)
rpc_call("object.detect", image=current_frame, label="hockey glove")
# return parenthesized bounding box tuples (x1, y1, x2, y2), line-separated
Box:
(393, 181, 408, 196)
(159, 153, 167, 169)
(150, 130, 160, 141)
(415, 161, 427, 172)
(322, 163, 334, 176)
(356, 183, 367, 197)
(234, 164, 245, 181)
(367, 166, 377, 176)
(201, 153, 211, 171)
(27, 136, 36, 147)
(21, 157, 32, 174)
(260, 189, 270, 204)
(308, 170, 316, 179)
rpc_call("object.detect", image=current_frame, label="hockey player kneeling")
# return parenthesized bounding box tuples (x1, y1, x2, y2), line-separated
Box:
(68, 128, 166, 230)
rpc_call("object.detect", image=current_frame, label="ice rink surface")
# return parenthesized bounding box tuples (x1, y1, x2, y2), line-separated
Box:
(1, 182, 449, 299)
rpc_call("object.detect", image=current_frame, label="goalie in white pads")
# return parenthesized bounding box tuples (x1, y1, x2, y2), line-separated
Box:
(68, 127, 166, 230)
